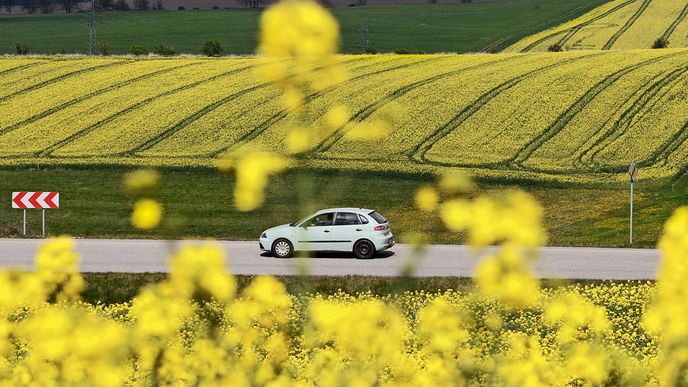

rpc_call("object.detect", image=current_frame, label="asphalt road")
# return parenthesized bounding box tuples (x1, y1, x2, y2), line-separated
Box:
(0, 239, 660, 280)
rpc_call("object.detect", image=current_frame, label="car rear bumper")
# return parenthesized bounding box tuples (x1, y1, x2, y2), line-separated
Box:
(372, 233, 394, 251)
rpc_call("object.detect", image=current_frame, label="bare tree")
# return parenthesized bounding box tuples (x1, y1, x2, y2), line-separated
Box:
(23, 0, 38, 13)
(96, 0, 113, 9)
(39, 0, 54, 13)
(154, 0, 163, 9)
(113, 0, 130, 10)
(3, 0, 15, 14)
(61, 0, 83, 13)
(133, 0, 148, 9)
(236, 0, 262, 8)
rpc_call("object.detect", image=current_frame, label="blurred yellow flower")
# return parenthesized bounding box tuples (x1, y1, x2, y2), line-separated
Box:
(439, 171, 474, 193)
(415, 185, 439, 212)
(286, 127, 311, 154)
(232, 151, 290, 211)
(440, 198, 471, 232)
(123, 169, 160, 197)
(324, 104, 349, 129)
(131, 199, 163, 230)
(258, 0, 339, 58)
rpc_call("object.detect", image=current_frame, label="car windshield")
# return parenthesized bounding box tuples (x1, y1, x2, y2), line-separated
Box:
(368, 211, 388, 224)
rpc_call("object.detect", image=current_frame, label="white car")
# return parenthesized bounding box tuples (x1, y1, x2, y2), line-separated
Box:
(259, 208, 395, 259)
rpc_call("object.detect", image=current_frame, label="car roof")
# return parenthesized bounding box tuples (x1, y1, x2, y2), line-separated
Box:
(315, 208, 374, 215)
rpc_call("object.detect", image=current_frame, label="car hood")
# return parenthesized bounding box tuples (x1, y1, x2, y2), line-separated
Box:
(265, 224, 292, 233)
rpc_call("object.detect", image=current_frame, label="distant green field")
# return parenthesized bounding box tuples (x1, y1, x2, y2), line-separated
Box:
(0, 0, 609, 55)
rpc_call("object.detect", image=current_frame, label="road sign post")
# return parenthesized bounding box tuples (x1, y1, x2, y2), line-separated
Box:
(12, 192, 60, 237)
(628, 160, 638, 244)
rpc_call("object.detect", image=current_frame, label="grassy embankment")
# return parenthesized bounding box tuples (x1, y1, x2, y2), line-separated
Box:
(1, 168, 684, 248)
(0, 0, 608, 55)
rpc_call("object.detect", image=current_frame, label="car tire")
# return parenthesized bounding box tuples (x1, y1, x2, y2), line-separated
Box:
(353, 240, 375, 259)
(272, 239, 293, 258)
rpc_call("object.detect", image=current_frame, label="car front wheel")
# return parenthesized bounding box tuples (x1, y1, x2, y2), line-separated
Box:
(272, 239, 293, 258)
(354, 240, 375, 259)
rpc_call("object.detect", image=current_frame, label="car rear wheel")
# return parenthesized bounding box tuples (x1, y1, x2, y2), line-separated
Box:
(354, 240, 375, 259)
(272, 239, 293, 258)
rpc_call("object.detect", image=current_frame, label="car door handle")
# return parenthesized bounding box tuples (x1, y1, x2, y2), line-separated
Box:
(356, 228, 363, 231)
(324, 230, 330, 233)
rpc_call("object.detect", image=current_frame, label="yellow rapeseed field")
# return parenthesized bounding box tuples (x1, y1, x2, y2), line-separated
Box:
(2, 50, 688, 182)
(507, 0, 688, 52)
(0, 201, 685, 385)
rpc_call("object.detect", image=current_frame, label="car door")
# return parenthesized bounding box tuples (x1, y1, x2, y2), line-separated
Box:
(296, 212, 334, 251)
(328, 212, 362, 252)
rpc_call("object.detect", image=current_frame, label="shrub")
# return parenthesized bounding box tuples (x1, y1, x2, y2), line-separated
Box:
(96, 41, 111, 56)
(133, 0, 148, 9)
(201, 40, 223, 57)
(212, 5, 219, 9)
(177, 5, 185, 10)
(129, 45, 148, 56)
(547, 44, 563, 52)
(113, 0, 130, 10)
(652, 37, 669, 49)
(393, 48, 410, 55)
(365, 47, 377, 54)
(153, 44, 175, 56)
(15, 43, 29, 55)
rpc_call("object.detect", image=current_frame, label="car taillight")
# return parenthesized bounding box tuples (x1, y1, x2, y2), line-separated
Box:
(374, 226, 385, 231)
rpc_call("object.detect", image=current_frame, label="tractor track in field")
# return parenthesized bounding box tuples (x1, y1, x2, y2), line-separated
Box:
(482, 0, 603, 52)
(662, 1, 688, 42)
(407, 53, 600, 164)
(640, 120, 688, 168)
(520, 0, 638, 52)
(0, 60, 132, 103)
(32, 64, 255, 158)
(311, 55, 524, 154)
(128, 57, 402, 155)
(507, 52, 686, 168)
(125, 84, 267, 155)
(602, 0, 653, 50)
(0, 60, 49, 78)
(0, 62, 201, 137)
(578, 63, 688, 169)
(206, 56, 441, 157)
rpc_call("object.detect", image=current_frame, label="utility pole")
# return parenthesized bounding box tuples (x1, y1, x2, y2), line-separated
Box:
(88, 0, 96, 55)
(358, 19, 370, 53)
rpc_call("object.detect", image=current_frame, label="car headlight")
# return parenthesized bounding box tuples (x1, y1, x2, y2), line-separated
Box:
(261, 232, 267, 238)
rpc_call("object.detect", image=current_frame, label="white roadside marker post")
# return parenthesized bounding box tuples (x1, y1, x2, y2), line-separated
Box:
(628, 160, 638, 245)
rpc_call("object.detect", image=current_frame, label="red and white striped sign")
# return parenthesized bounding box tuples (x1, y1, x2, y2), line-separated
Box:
(12, 192, 59, 209)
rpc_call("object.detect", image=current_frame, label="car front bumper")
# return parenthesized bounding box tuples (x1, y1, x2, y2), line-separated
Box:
(259, 236, 274, 252)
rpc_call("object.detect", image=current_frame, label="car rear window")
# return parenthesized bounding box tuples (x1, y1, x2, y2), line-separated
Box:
(368, 211, 387, 224)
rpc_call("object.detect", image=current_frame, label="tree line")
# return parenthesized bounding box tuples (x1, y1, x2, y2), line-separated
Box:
(0, 0, 163, 14)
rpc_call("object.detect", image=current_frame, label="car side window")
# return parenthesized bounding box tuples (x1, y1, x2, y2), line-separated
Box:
(334, 212, 361, 226)
(359, 214, 369, 224)
(303, 213, 334, 227)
